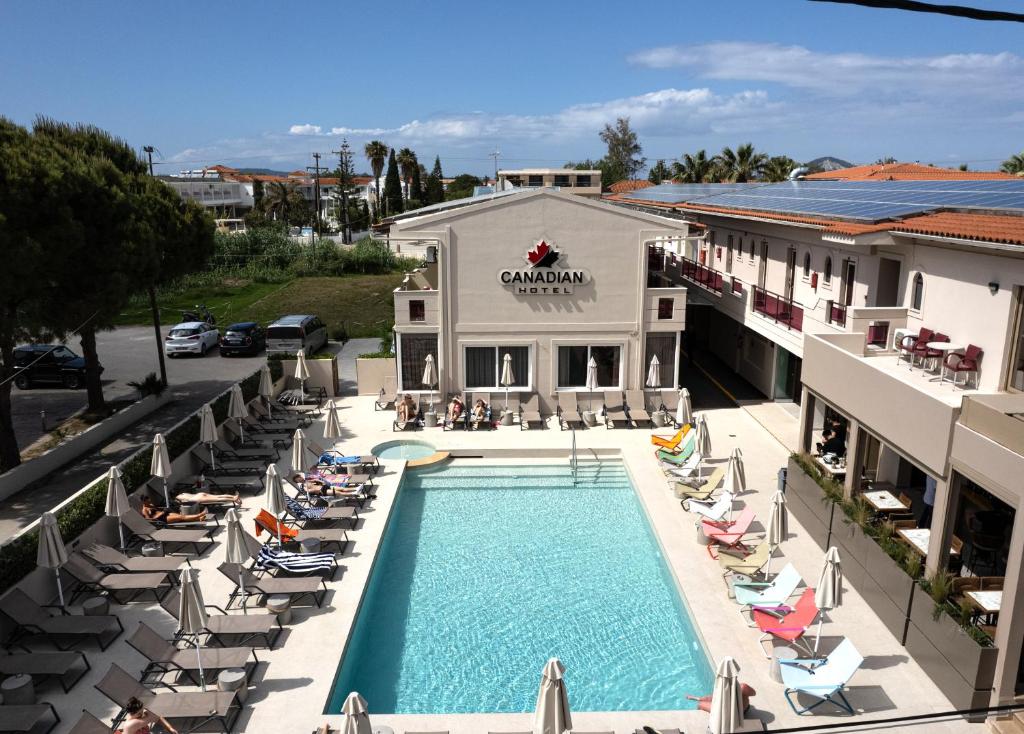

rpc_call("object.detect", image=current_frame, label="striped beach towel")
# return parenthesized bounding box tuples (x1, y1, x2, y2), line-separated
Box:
(257, 545, 334, 574)
(286, 496, 326, 520)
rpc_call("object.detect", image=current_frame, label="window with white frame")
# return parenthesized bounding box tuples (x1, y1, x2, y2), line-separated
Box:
(911, 272, 924, 310)
(464, 346, 530, 389)
(644, 333, 677, 388)
(557, 345, 620, 388)
(398, 333, 438, 391)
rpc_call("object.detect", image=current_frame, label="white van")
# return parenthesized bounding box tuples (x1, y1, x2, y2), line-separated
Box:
(266, 314, 328, 356)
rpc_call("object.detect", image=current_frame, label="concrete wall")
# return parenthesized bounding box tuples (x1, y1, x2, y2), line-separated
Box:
(279, 357, 337, 397)
(356, 357, 396, 396)
(394, 290, 439, 327)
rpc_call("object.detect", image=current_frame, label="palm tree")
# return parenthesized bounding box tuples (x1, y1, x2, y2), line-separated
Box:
(364, 140, 389, 213)
(713, 143, 768, 183)
(762, 155, 799, 182)
(262, 181, 295, 222)
(1001, 151, 1024, 176)
(672, 150, 715, 183)
(396, 148, 418, 203)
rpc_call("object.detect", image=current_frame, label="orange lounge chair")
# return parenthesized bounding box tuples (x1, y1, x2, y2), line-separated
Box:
(753, 587, 819, 657)
(255, 510, 298, 541)
(651, 424, 691, 451)
(702, 507, 756, 558)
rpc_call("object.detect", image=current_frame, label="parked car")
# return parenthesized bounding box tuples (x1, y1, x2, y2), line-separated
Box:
(266, 314, 328, 356)
(220, 322, 266, 357)
(164, 321, 220, 357)
(12, 344, 100, 390)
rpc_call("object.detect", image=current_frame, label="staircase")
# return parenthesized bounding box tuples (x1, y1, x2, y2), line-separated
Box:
(990, 711, 1024, 734)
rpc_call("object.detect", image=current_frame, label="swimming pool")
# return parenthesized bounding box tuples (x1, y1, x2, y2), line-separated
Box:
(329, 462, 713, 714)
(371, 440, 436, 461)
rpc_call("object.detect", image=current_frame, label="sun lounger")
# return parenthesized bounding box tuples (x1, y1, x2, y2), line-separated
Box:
(518, 394, 544, 430)
(624, 390, 652, 427)
(229, 417, 293, 448)
(657, 435, 696, 466)
(604, 394, 629, 428)
(468, 392, 493, 430)
(0, 588, 123, 651)
(718, 540, 772, 579)
(375, 375, 398, 410)
(781, 638, 863, 715)
(557, 392, 584, 430)
(214, 437, 279, 462)
(122, 510, 215, 556)
(63, 554, 173, 604)
(160, 588, 282, 649)
(676, 464, 726, 495)
(81, 544, 185, 576)
(95, 663, 240, 734)
(702, 506, 756, 557)
(257, 545, 337, 577)
(734, 563, 803, 611)
(688, 492, 734, 523)
(252, 399, 311, 427)
(192, 447, 267, 477)
(255, 510, 350, 553)
(176, 473, 264, 496)
(0, 650, 89, 692)
(314, 451, 380, 475)
(285, 496, 357, 528)
(0, 704, 60, 734)
(754, 587, 818, 657)
(219, 562, 327, 607)
(127, 621, 256, 686)
(68, 711, 110, 734)
(659, 388, 680, 422)
(651, 425, 691, 451)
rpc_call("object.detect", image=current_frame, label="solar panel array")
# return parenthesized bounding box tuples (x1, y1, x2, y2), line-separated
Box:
(618, 179, 1024, 222)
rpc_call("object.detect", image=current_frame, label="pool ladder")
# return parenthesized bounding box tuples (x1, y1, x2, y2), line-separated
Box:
(570, 427, 578, 485)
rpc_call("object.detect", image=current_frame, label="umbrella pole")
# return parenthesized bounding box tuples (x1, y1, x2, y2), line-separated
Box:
(266, 395, 272, 419)
(238, 418, 245, 444)
(209, 444, 216, 471)
(195, 638, 206, 691)
(765, 546, 774, 579)
(239, 570, 247, 615)
(54, 569, 65, 608)
(162, 478, 171, 508)
(118, 521, 126, 551)
(813, 613, 825, 656)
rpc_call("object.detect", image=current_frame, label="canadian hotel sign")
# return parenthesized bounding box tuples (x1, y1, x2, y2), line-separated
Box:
(498, 240, 591, 295)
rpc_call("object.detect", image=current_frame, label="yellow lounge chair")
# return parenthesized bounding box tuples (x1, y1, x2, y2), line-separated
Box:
(718, 541, 772, 578)
(651, 424, 691, 451)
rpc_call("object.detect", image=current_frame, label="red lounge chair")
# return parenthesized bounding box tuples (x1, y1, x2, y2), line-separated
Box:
(702, 507, 756, 558)
(753, 587, 818, 657)
(944, 344, 983, 388)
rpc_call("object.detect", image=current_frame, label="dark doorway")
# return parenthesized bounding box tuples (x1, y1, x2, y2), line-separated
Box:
(876, 257, 902, 307)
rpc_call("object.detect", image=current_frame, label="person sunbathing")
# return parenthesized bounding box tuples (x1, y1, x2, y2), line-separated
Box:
(686, 682, 756, 714)
(293, 472, 365, 498)
(472, 399, 487, 421)
(121, 695, 178, 734)
(447, 395, 464, 423)
(141, 495, 207, 524)
(175, 490, 241, 506)
(397, 394, 418, 422)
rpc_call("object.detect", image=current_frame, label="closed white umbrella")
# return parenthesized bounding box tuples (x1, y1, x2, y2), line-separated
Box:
(341, 692, 372, 734)
(646, 355, 661, 388)
(291, 428, 306, 473)
(500, 353, 515, 411)
(585, 356, 599, 412)
(104, 466, 130, 550)
(228, 383, 248, 445)
(676, 387, 692, 428)
(264, 464, 287, 546)
(696, 414, 712, 457)
(814, 546, 843, 655)
(709, 656, 744, 734)
(534, 657, 572, 734)
(177, 567, 209, 690)
(150, 433, 173, 507)
(323, 400, 342, 440)
(37, 512, 68, 608)
(199, 404, 218, 471)
(765, 490, 788, 578)
(258, 364, 274, 419)
(724, 447, 746, 495)
(421, 354, 438, 413)
(224, 508, 250, 615)
(295, 350, 310, 402)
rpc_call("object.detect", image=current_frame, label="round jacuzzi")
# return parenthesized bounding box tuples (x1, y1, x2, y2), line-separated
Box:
(371, 440, 437, 461)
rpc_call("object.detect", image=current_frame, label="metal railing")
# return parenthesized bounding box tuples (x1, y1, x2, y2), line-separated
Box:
(752, 285, 804, 331)
(570, 427, 578, 486)
(826, 299, 847, 327)
(679, 256, 724, 294)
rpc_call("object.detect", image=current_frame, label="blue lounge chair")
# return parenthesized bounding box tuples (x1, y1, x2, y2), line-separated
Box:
(780, 638, 863, 715)
(734, 563, 802, 611)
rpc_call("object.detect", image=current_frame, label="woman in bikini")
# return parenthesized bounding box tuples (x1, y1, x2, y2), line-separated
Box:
(174, 491, 241, 506)
(119, 696, 177, 734)
(141, 496, 208, 524)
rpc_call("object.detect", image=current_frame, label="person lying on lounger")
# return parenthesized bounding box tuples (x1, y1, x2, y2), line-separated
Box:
(447, 395, 464, 423)
(292, 472, 364, 498)
(174, 490, 241, 506)
(397, 394, 418, 423)
(472, 399, 487, 421)
(686, 682, 756, 714)
(141, 495, 207, 524)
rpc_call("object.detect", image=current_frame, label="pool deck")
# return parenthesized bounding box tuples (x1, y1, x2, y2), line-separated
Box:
(48, 396, 976, 734)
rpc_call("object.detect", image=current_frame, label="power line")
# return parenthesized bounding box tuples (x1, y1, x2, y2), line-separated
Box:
(0, 311, 101, 389)
(808, 0, 1024, 22)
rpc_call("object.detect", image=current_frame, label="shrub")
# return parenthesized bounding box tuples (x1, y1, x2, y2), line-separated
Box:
(127, 372, 167, 398)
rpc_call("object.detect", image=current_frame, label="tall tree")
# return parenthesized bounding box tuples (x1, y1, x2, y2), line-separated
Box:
(364, 140, 389, 214)
(411, 162, 425, 203)
(599, 117, 645, 182)
(383, 149, 403, 216)
(445, 173, 482, 200)
(762, 155, 799, 182)
(672, 150, 715, 183)
(1001, 151, 1024, 176)
(714, 143, 768, 183)
(252, 178, 264, 211)
(424, 156, 444, 204)
(648, 159, 670, 184)
(396, 148, 417, 204)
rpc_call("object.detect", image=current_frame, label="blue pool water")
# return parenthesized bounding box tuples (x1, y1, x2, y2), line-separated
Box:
(329, 462, 713, 714)
(371, 440, 436, 460)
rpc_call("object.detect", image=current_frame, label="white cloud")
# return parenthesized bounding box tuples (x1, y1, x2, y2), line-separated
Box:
(288, 123, 322, 135)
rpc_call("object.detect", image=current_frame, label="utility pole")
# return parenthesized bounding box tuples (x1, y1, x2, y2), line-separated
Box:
(143, 144, 167, 388)
(332, 140, 353, 244)
(306, 153, 330, 239)
(489, 148, 501, 192)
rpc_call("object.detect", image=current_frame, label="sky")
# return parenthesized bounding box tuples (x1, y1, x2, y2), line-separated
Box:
(1, 0, 1022, 177)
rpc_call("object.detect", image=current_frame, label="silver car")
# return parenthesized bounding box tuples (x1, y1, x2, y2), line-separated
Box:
(164, 321, 220, 357)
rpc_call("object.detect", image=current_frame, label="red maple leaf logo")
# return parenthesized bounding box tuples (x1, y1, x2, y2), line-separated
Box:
(526, 241, 550, 265)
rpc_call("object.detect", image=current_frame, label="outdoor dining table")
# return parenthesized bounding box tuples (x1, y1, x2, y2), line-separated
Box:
(897, 527, 960, 558)
(815, 455, 846, 480)
(926, 342, 965, 383)
(965, 589, 1002, 615)
(862, 489, 909, 513)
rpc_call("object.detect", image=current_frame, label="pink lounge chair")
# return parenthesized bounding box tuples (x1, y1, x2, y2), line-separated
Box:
(752, 587, 819, 657)
(702, 507, 756, 558)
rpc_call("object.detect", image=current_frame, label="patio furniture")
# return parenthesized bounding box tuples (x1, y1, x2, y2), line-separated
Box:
(519, 394, 545, 430)
(557, 392, 584, 430)
(254, 510, 350, 553)
(468, 392, 494, 430)
(920, 332, 950, 370)
(219, 562, 328, 608)
(687, 492, 734, 523)
(0, 588, 123, 651)
(160, 588, 282, 649)
(703, 507, 756, 557)
(81, 544, 186, 576)
(604, 394, 629, 428)
(943, 344, 983, 388)
(122, 510, 215, 556)
(905, 327, 935, 367)
(68, 712, 110, 734)
(285, 496, 357, 528)
(177, 474, 265, 495)
(266, 595, 291, 624)
(213, 438, 279, 463)
(218, 667, 249, 705)
(232, 417, 293, 447)
(256, 544, 338, 578)
(734, 563, 803, 611)
(0, 703, 60, 734)
(753, 588, 819, 656)
(657, 435, 697, 469)
(252, 399, 311, 427)
(1, 673, 34, 704)
(719, 541, 772, 579)
(651, 426, 690, 451)
(63, 554, 174, 604)
(677, 465, 726, 500)
(780, 638, 863, 715)
(191, 447, 268, 477)
(375, 375, 398, 411)
(127, 621, 256, 686)
(624, 390, 652, 427)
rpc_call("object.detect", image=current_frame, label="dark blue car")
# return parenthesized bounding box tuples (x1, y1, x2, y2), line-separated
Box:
(13, 344, 101, 389)
(220, 322, 266, 357)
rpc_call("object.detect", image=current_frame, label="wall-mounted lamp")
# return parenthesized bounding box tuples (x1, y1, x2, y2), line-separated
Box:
(989, 281, 1000, 295)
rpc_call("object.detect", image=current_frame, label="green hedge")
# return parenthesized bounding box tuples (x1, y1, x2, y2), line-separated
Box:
(0, 365, 274, 595)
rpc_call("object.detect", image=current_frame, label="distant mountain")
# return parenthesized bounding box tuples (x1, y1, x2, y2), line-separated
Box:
(236, 167, 291, 176)
(805, 156, 854, 172)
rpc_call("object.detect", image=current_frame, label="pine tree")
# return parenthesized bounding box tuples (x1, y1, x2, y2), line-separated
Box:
(425, 156, 444, 204)
(383, 149, 403, 216)
(411, 160, 425, 203)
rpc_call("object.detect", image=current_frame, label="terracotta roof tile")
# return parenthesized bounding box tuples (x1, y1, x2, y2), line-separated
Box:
(803, 162, 1015, 181)
(889, 212, 1024, 245)
(608, 179, 653, 194)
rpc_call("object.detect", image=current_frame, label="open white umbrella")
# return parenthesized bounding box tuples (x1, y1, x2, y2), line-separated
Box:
(341, 692, 372, 734)
(421, 354, 437, 413)
(258, 364, 274, 419)
(104, 466, 130, 550)
(150, 433, 173, 507)
(646, 355, 661, 388)
(37, 512, 68, 608)
(228, 380, 247, 444)
(535, 657, 572, 734)
(500, 353, 515, 411)
(724, 447, 746, 495)
(224, 508, 250, 615)
(291, 428, 306, 473)
(709, 656, 744, 734)
(765, 490, 788, 578)
(585, 356, 599, 412)
(695, 414, 712, 457)
(814, 546, 843, 655)
(295, 350, 311, 402)
(264, 464, 287, 546)
(199, 404, 218, 471)
(178, 567, 209, 690)
(677, 387, 692, 428)
(323, 400, 342, 440)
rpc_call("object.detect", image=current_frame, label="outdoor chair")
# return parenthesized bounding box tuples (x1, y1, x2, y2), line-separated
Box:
(284, 496, 357, 529)
(68, 711, 111, 734)
(219, 562, 327, 608)
(734, 563, 803, 612)
(160, 588, 282, 649)
(213, 437, 279, 462)
(718, 541, 772, 581)
(191, 447, 267, 477)
(127, 621, 256, 686)
(469, 392, 494, 430)
(557, 392, 584, 430)
(897, 327, 932, 367)
(780, 638, 863, 715)
(178, 473, 264, 495)
(0, 588, 123, 651)
(677, 466, 727, 506)
(909, 328, 938, 366)
(703, 507, 756, 557)
(753, 587, 819, 656)
(659, 388, 680, 422)
(375, 375, 398, 411)
(393, 405, 422, 431)
(63, 554, 174, 604)
(256, 544, 338, 578)
(254, 510, 350, 553)
(656, 433, 697, 469)
(122, 510, 215, 556)
(651, 425, 690, 451)
(81, 544, 185, 576)
(944, 344, 983, 388)
(519, 394, 544, 430)
(624, 390, 652, 427)
(232, 416, 294, 447)
(0, 650, 90, 693)
(605, 394, 629, 428)
(95, 663, 241, 734)
(687, 492, 734, 523)
(252, 399, 311, 427)
(0, 704, 60, 734)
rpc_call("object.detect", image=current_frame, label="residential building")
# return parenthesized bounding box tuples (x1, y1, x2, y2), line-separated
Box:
(158, 175, 252, 216)
(803, 161, 1017, 181)
(497, 168, 602, 198)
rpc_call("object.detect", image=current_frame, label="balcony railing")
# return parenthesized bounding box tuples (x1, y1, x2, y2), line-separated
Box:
(679, 256, 724, 294)
(827, 300, 847, 328)
(752, 286, 804, 331)
(731, 277, 743, 295)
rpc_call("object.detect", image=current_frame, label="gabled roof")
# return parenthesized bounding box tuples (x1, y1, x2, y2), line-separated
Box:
(803, 162, 1015, 181)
